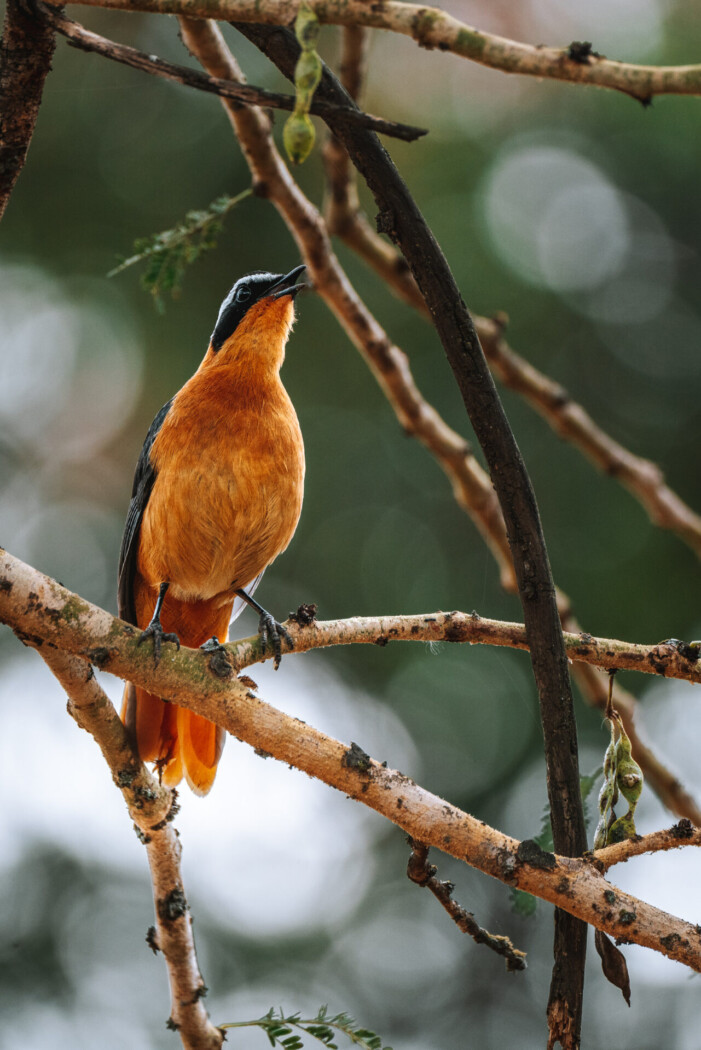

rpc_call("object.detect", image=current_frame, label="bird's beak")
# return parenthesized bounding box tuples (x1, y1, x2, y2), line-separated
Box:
(270, 264, 307, 300)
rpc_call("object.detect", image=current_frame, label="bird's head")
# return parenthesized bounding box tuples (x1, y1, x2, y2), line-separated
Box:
(202, 265, 306, 374)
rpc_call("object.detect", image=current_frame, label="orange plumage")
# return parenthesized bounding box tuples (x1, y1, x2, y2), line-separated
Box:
(118, 267, 306, 794)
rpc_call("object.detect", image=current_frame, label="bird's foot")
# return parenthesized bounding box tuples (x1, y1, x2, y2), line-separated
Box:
(258, 611, 294, 670)
(138, 618, 180, 665)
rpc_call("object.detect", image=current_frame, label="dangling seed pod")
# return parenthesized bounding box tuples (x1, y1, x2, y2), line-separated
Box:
(283, 3, 323, 165)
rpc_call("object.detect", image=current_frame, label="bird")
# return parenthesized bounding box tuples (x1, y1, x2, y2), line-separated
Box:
(117, 265, 306, 795)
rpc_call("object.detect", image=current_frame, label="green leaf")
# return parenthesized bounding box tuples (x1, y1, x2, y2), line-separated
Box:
(108, 188, 252, 309)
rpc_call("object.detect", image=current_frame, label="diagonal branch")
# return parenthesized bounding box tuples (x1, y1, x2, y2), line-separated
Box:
(322, 161, 701, 562)
(37, 2, 425, 142)
(478, 318, 701, 560)
(0, 0, 58, 222)
(63, 0, 701, 102)
(33, 645, 223, 1050)
(2, 550, 701, 973)
(320, 198, 701, 828)
(595, 820, 701, 873)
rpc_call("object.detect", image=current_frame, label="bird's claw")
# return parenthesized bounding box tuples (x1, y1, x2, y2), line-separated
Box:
(258, 612, 294, 669)
(138, 619, 180, 665)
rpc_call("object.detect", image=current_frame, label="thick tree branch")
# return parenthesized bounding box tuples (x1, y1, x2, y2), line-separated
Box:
(237, 23, 587, 1042)
(37, 3, 425, 141)
(33, 645, 223, 1050)
(63, 0, 701, 102)
(2, 550, 701, 973)
(0, 0, 57, 222)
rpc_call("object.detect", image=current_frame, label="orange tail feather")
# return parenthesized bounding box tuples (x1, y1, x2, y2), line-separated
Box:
(122, 591, 230, 795)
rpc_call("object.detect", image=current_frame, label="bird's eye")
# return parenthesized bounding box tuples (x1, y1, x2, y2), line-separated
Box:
(235, 285, 252, 303)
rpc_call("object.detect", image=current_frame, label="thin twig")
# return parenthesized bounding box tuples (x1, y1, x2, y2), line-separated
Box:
(33, 645, 223, 1050)
(595, 819, 700, 872)
(0, 0, 57, 222)
(407, 840, 527, 972)
(37, 2, 425, 142)
(64, 0, 701, 102)
(2, 552, 701, 971)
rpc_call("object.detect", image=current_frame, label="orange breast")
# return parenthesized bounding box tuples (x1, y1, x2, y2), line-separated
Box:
(137, 365, 305, 602)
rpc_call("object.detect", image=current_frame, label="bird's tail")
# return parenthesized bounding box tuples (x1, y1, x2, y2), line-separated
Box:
(121, 683, 225, 795)
(121, 598, 230, 796)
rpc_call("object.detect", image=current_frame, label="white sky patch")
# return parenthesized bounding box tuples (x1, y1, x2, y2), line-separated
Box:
(0, 649, 418, 936)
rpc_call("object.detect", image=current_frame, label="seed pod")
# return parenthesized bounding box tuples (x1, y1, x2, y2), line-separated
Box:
(283, 2, 323, 165)
(283, 112, 316, 166)
(295, 1, 320, 49)
(615, 733, 644, 812)
(296, 49, 323, 95)
(608, 813, 637, 843)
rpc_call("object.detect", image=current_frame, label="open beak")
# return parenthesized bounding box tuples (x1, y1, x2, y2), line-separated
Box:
(270, 264, 307, 300)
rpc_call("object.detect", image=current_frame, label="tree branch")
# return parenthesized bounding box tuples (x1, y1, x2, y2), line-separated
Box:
(595, 819, 701, 873)
(407, 840, 527, 972)
(62, 0, 701, 102)
(2, 549, 701, 973)
(236, 22, 587, 1042)
(37, 2, 425, 141)
(33, 645, 223, 1050)
(5, 551, 701, 685)
(0, 0, 57, 222)
(320, 177, 701, 564)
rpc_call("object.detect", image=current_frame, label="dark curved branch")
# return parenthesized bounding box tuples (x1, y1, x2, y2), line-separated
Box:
(233, 22, 588, 1045)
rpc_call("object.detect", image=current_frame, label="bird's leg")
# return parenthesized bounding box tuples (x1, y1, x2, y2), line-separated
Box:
(138, 581, 181, 665)
(235, 588, 293, 670)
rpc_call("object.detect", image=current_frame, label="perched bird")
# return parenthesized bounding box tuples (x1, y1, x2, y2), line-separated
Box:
(118, 265, 306, 795)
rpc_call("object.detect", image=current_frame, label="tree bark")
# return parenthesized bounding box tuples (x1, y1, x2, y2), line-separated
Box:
(0, 0, 58, 222)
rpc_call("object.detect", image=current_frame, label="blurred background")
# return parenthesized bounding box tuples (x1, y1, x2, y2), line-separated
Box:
(2, 0, 701, 1046)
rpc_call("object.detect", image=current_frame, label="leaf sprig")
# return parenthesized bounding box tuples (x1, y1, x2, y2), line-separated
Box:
(108, 189, 252, 311)
(220, 1005, 392, 1050)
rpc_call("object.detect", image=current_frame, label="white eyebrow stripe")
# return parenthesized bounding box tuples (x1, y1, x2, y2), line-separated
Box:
(215, 272, 279, 326)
